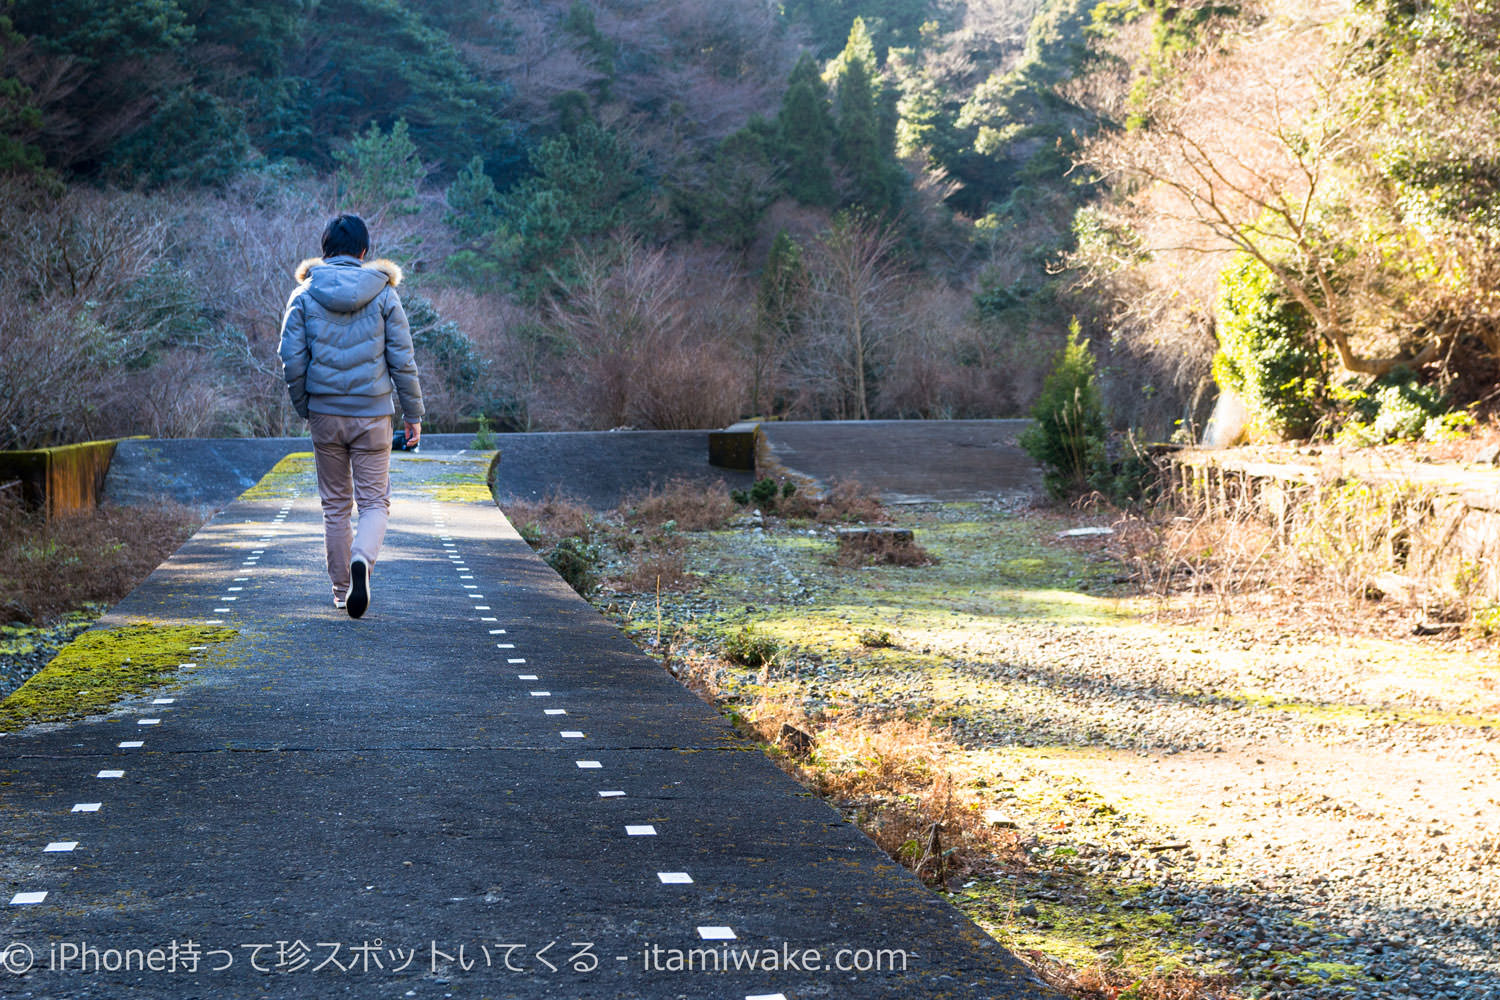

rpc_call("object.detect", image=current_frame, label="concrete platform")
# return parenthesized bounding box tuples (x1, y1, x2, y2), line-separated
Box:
(762, 420, 1040, 503)
(0, 451, 1055, 999)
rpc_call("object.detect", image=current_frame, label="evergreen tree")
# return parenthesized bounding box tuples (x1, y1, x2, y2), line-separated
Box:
(446, 155, 501, 240)
(754, 230, 810, 415)
(830, 18, 903, 216)
(1020, 320, 1109, 499)
(107, 89, 250, 187)
(776, 53, 835, 206)
(335, 119, 426, 220)
(0, 8, 45, 179)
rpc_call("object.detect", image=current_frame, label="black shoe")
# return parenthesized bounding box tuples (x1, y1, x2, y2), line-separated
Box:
(347, 560, 370, 619)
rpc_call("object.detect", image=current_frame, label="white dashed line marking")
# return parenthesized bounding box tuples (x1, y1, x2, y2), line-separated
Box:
(598, 790, 625, 798)
(746, 994, 788, 1000)
(496, 643, 514, 649)
(10, 891, 47, 905)
(474, 605, 491, 610)
(213, 607, 230, 613)
(118, 741, 144, 748)
(518, 674, 538, 680)
(43, 842, 77, 853)
(227, 587, 243, 592)
(72, 803, 101, 813)
(658, 872, 693, 884)
(138, 719, 161, 726)
(154, 698, 175, 704)
(481, 617, 498, 622)
(576, 761, 602, 769)
(626, 825, 657, 836)
(530, 691, 551, 697)
(544, 709, 566, 716)
(698, 927, 736, 940)
(559, 731, 584, 739)
(508, 659, 527, 665)
(205, 619, 225, 624)
(488, 629, 506, 634)
(96, 770, 124, 779)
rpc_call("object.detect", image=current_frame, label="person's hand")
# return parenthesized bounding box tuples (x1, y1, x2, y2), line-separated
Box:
(404, 420, 421, 447)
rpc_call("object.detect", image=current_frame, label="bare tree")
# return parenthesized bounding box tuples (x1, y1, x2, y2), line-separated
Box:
(1077, 1, 1458, 378)
(544, 235, 745, 429)
(0, 182, 168, 448)
(792, 214, 905, 420)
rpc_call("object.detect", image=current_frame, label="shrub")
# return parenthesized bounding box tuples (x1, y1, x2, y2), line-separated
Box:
(814, 480, 885, 523)
(545, 537, 601, 597)
(724, 626, 780, 667)
(471, 413, 495, 450)
(1020, 320, 1110, 499)
(1335, 371, 1468, 445)
(1213, 254, 1326, 440)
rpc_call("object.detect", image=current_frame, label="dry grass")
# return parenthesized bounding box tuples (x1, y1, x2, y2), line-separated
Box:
(0, 495, 206, 624)
(1029, 956, 1243, 1000)
(833, 530, 937, 568)
(717, 685, 1021, 885)
(615, 549, 698, 593)
(814, 479, 889, 524)
(1108, 475, 1487, 638)
(623, 477, 736, 531)
(503, 493, 595, 545)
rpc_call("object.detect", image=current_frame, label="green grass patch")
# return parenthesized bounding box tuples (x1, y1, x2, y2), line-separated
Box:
(0, 623, 236, 731)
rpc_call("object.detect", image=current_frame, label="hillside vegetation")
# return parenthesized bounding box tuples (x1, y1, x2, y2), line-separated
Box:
(1, 0, 1495, 457)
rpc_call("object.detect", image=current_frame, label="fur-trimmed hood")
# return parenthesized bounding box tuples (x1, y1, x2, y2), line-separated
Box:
(293, 256, 403, 313)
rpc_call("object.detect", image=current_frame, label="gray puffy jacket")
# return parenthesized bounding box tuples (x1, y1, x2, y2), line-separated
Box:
(278, 256, 425, 421)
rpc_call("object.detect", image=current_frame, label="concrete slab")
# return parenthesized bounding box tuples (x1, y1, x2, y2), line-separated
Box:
(762, 420, 1041, 502)
(105, 431, 753, 513)
(0, 451, 1057, 998)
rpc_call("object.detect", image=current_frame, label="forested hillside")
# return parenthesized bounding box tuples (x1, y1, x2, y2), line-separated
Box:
(1, 0, 1495, 451)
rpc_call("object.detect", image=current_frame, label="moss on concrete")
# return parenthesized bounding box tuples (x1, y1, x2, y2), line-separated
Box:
(395, 454, 499, 504)
(240, 452, 314, 501)
(0, 622, 236, 731)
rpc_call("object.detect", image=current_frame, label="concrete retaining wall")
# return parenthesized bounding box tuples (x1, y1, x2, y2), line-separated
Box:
(0, 439, 128, 517)
(1172, 448, 1500, 603)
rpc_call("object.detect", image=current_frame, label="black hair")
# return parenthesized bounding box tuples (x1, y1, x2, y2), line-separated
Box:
(321, 214, 370, 259)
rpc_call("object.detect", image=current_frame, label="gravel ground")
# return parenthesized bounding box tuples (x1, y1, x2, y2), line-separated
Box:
(0, 610, 102, 701)
(591, 500, 1500, 1000)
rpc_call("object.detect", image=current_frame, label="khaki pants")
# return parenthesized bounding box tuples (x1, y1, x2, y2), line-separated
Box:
(310, 413, 392, 598)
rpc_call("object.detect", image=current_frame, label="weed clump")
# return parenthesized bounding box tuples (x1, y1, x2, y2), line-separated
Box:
(545, 537, 602, 596)
(505, 493, 594, 545)
(617, 549, 697, 593)
(731, 476, 798, 512)
(723, 626, 779, 667)
(834, 529, 936, 567)
(625, 477, 736, 531)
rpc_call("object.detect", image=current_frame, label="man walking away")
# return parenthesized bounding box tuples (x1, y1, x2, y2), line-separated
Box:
(278, 214, 424, 619)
